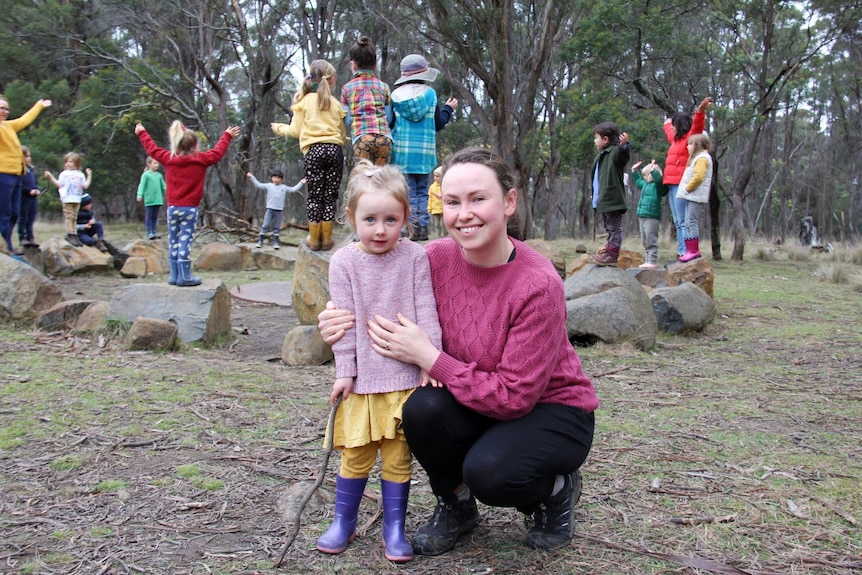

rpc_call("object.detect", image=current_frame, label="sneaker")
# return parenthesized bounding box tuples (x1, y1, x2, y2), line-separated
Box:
(412, 494, 480, 556)
(66, 233, 83, 247)
(524, 470, 581, 550)
(638, 262, 658, 269)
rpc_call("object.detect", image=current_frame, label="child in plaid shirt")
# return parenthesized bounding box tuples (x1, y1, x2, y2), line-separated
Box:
(342, 36, 392, 166)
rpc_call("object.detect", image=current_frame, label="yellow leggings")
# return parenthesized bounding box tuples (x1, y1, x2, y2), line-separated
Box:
(339, 439, 412, 483)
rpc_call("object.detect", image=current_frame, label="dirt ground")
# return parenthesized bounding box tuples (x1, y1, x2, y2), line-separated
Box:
(2, 262, 860, 575)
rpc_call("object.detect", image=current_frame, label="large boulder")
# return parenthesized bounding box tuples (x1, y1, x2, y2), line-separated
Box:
(122, 239, 169, 274)
(650, 282, 716, 334)
(74, 301, 109, 333)
(0, 254, 65, 321)
(291, 244, 331, 325)
(40, 236, 113, 276)
(564, 264, 658, 350)
(120, 257, 148, 278)
(666, 257, 715, 298)
(107, 280, 231, 344)
(195, 242, 243, 271)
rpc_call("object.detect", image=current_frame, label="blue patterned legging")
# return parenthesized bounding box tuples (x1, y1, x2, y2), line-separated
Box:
(168, 206, 197, 261)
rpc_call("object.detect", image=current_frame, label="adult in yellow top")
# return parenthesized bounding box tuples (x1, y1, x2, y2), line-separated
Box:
(0, 97, 51, 253)
(271, 59, 346, 252)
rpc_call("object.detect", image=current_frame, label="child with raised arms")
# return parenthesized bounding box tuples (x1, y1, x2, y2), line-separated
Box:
(135, 121, 240, 286)
(318, 159, 442, 563)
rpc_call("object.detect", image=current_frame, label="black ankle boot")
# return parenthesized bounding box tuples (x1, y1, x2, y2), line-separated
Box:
(412, 493, 480, 556)
(524, 470, 581, 550)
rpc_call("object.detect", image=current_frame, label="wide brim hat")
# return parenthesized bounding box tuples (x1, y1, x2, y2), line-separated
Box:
(394, 54, 440, 85)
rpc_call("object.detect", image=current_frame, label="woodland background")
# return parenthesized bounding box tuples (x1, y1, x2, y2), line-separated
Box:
(1, 0, 860, 260)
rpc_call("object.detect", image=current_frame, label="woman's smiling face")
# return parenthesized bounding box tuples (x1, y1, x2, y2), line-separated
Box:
(442, 162, 517, 266)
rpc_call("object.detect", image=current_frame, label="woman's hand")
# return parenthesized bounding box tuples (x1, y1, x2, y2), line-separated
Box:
(331, 377, 354, 404)
(226, 126, 241, 137)
(419, 370, 442, 388)
(368, 313, 440, 371)
(134, 123, 146, 135)
(318, 301, 355, 345)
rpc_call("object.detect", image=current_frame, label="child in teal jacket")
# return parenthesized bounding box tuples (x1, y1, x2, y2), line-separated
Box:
(631, 160, 667, 268)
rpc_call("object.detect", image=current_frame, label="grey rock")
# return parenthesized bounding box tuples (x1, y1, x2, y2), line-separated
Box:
(107, 280, 230, 343)
(38, 299, 98, 330)
(650, 282, 716, 334)
(125, 317, 178, 351)
(0, 254, 64, 321)
(291, 244, 331, 325)
(564, 264, 657, 350)
(281, 325, 333, 366)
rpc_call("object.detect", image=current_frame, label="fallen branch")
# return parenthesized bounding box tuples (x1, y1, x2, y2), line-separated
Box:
(670, 515, 737, 525)
(273, 396, 342, 568)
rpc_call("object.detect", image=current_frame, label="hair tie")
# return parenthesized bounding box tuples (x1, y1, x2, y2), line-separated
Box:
(311, 83, 320, 91)
(364, 167, 382, 177)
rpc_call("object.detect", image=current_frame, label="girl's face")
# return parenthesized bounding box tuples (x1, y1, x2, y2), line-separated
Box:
(63, 158, 77, 170)
(594, 133, 609, 151)
(0, 99, 9, 121)
(687, 142, 695, 153)
(442, 162, 517, 266)
(352, 188, 407, 255)
(147, 159, 160, 171)
(24, 153, 32, 167)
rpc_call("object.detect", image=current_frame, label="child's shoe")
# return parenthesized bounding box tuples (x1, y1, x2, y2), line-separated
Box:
(593, 246, 619, 266)
(66, 233, 83, 247)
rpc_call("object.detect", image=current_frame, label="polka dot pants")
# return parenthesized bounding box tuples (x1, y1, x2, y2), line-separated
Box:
(304, 143, 344, 222)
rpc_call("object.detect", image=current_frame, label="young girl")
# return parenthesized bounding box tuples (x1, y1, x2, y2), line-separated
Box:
(591, 122, 630, 266)
(676, 133, 713, 262)
(320, 159, 442, 563)
(427, 166, 443, 238)
(341, 36, 392, 166)
(17, 146, 41, 249)
(271, 59, 346, 252)
(631, 160, 667, 268)
(135, 121, 240, 286)
(663, 96, 712, 257)
(137, 156, 166, 240)
(44, 152, 92, 247)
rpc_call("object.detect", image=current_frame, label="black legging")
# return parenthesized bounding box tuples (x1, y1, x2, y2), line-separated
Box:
(402, 385, 595, 511)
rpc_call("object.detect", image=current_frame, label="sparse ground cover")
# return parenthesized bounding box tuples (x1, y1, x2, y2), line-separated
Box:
(1, 224, 860, 574)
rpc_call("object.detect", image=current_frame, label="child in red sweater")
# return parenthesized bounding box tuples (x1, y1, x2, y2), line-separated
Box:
(135, 121, 240, 286)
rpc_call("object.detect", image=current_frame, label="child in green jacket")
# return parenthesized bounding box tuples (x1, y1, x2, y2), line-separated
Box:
(631, 160, 667, 268)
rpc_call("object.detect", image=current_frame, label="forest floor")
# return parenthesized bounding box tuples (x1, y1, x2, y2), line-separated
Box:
(1, 234, 861, 575)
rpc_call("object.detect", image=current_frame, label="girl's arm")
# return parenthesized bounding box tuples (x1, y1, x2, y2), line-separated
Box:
(196, 127, 238, 166)
(685, 157, 709, 192)
(271, 105, 304, 140)
(43, 171, 59, 188)
(83, 168, 92, 190)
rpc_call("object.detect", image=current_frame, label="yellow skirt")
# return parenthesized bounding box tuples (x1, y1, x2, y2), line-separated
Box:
(327, 389, 414, 449)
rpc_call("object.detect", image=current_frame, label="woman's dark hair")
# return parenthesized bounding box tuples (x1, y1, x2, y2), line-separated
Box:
(592, 121, 621, 145)
(441, 146, 516, 192)
(671, 112, 693, 142)
(349, 36, 377, 70)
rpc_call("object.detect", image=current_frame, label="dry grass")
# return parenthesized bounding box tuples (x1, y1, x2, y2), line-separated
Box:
(1, 231, 861, 574)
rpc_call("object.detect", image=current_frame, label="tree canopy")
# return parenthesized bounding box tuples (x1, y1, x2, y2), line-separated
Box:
(2, 0, 859, 258)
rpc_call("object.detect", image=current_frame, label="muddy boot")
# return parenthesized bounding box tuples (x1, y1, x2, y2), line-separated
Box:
(320, 221, 334, 251)
(66, 233, 83, 247)
(306, 222, 322, 251)
(593, 246, 619, 266)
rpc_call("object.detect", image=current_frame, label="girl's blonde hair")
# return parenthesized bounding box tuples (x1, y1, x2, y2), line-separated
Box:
(342, 159, 412, 236)
(686, 133, 712, 165)
(293, 60, 336, 112)
(168, 120, 198, 156)
(641, 163, 662, 181)
(63, 152, 82, 169)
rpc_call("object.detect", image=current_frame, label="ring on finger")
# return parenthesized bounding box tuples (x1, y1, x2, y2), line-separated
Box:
(383, 342, 390, 350)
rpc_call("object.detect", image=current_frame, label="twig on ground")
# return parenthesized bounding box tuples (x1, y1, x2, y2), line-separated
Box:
(273, 396, 342, 568)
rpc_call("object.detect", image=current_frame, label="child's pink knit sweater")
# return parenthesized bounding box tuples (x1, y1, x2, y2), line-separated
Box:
(329, 239, 442, 394)
(426, 238, 599, 421)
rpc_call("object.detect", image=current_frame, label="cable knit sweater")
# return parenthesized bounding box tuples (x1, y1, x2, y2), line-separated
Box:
(426, 238, 599, 421)
(136, 129, 234, 207)
(330, 239, 442, 394)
